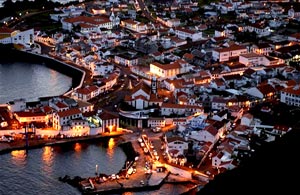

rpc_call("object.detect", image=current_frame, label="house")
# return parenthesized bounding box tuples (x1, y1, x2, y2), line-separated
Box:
(14, 111, 48, 124)
(92, 62, 114, 77)
(97, 110, 119, 133)
(62, 15, 115, 32)
(240, 113, 253, 127)
(211, 97, 229, 111)
(161, 103, 203, 116)
(52, 108, 83, 130)
(212, 44, 248, 62)
(120, 19, 147, 33)
(156, 17, 181, 27)
(73, 85, 100, 101)
(166, 136, 189, 157)
(0, 27, 34, 46)
(211, 109, 228, 122)
(245, 84, 276, 99)
(244, 23, 271, 37)
(252, 43, 273, 56)
(272, 125, 291, 136)
(50, 101, 69, 112)
(189, 124, 220, 144)
(239, 52, 265, 66)
(170, 36, 187, 47)
(280, 84, 300, 107)
(222, 74, 246, 88)
(114, 52, 139, 67)
(210, 78, 226, 91)
(148, 117, 166, 128)
(63, 119, 90, 135)
(175, 27, 202, 42)
(212, 151, 232, 168)
(150, 61, 181, 78)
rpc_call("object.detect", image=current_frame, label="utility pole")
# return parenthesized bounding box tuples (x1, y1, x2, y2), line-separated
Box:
(25, 124, 29, 150)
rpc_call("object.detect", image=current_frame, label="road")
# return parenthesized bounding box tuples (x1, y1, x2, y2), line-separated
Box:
(135, 0, 156, 23)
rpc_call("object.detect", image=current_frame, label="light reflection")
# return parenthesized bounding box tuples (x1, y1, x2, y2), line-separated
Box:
(74, 142, 82, 152)
(42, 146, 53, 163)
(107, 138, 115, 159)
(42, 146, 54, 173)
(11, 150, 27, 166)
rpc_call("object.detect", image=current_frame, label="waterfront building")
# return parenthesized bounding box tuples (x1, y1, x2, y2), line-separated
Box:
(97, 110, 119, 133)
(14, 111, 48, 124)
(52, 108, 83, 130)
(73, 85, 100, 101)
(0, 27, 34, 47)
(7, 98, 26, 112)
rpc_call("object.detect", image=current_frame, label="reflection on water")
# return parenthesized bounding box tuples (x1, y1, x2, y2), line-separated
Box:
(42, 146, 54, 173)
(10, 150, 27, 167)
(74, 142, 82, 152)
(0, 140, 126, 195)
(107, 138, 115, 159)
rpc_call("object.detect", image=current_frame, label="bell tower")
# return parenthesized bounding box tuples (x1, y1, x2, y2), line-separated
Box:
(151, 76, 158, 94)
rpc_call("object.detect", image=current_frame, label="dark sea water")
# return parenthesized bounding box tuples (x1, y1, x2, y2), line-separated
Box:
(0, 62, 72, 104)
(0, 139, 126, 195)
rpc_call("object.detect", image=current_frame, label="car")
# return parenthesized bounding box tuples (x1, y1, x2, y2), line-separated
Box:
(152, 127, 161, 133)
(111, 174, 116, 180)
(138, 137, 143, 143)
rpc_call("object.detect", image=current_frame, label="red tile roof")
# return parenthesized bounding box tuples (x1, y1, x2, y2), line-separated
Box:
(57, 108, 81, 118)
(56, 102, 69, 109)
(98, 111, 118, 120)
(15, 111, 46, 117)
(281, 85, 300, 95)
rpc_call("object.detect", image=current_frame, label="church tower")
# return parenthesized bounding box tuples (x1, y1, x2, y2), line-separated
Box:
(151, 76, 158, 94)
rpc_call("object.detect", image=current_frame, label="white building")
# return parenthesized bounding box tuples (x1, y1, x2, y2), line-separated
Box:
(175, 27, 202, 42)
(244, 24, 271, 37)
(239, 52, 265, 66)
(62, 15, 115, 32)
(0, 27, 34, 46)
(120, 19, 147, 33)
(212, 44, 247, 62)
(114, 53, 139, 67)
(280, 85, 300, 107)
(240, 113, 253, 127)
(166, 136, 189, 157)
(53, 108, 83, 130)
(161, 103, 203, 116)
